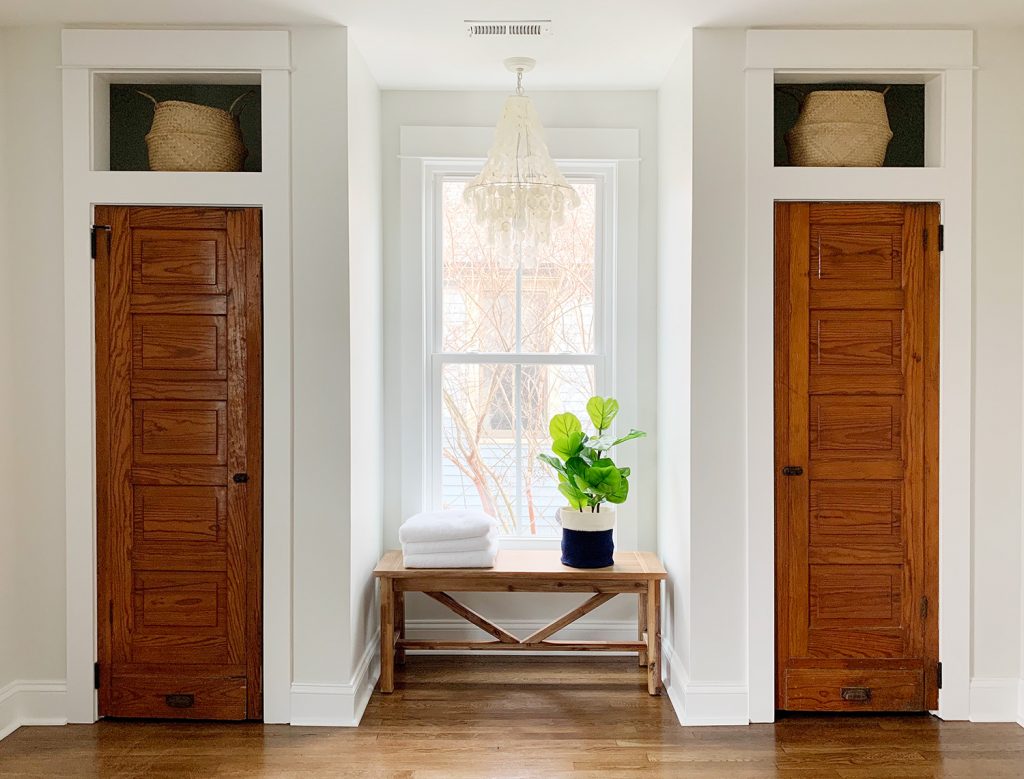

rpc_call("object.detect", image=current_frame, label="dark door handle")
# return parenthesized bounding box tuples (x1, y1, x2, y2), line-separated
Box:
(233, 473, 249, 483)
(781, 466, 803, 476)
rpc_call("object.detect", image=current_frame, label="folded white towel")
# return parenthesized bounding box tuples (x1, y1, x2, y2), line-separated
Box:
(398, 510, 497, 544)
(402, 529, 497, 556)
(402, 535, 499, 569)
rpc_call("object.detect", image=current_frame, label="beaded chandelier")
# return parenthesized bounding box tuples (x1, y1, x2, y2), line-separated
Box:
(464, 57, 580, 249)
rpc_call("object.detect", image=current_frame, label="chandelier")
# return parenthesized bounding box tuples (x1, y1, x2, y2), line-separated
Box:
(464, 57, 580, 249)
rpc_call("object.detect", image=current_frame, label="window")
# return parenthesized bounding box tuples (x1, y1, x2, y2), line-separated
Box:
(429, 173, 609, 538)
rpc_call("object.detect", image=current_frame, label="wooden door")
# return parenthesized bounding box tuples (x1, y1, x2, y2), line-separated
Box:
(775, 203, 939, 712)
(95, 206, 262, 719)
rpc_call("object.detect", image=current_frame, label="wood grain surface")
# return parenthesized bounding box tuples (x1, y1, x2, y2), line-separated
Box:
(775, 203, 940, 712)
(2, 657, 1022, 778)
(95, 206, 263, 720)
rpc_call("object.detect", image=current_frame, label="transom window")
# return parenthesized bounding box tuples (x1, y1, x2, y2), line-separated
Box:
(429, 172, 610, 538)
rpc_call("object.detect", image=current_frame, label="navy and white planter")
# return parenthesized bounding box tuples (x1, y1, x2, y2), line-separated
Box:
(558, 506, 615, 569)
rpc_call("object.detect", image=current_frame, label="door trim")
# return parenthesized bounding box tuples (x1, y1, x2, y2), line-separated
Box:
(62, 36, 292, 723)
(745, 48, 974, 721)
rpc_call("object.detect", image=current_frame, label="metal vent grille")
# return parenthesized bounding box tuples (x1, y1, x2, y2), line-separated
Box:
(466, 20, 552, 37)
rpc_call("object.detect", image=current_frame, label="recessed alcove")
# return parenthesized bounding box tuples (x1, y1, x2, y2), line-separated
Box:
(772, 73, 942, 169)
(92, 72, 262, 172)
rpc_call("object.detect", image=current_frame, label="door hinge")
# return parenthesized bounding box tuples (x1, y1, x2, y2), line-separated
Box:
(109, 600, 114, 625)
(938, 224, 945, 252)
(937, 661, 943, 689)
(919, 595, 928, 620)
(90, 225, 110, 259)
(94, 662, 100, 690)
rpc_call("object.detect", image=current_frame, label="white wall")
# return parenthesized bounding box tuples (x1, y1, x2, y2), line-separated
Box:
(0, 24, 66, 738)
(0, 25, 65, 686)
(381, 89, 659, 631)
(688, 29, 748, 691)
(972, 27, 1024, 703)
(290, 26, 353, 688)
(0, 27, 16, 693)
(289, 26, 385, 725)
(346, 40, 384, 681)
(656, 34, 693, 703)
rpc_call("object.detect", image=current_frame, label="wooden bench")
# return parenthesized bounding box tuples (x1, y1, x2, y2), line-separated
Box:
(373, 549, 667, 695)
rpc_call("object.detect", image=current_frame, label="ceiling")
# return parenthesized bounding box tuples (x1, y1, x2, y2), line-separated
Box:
(2, 0, 1023, 89)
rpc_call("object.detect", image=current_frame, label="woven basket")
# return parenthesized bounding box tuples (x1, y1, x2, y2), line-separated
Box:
(785, 90, 893, 167)
(140, 91, 250, 172)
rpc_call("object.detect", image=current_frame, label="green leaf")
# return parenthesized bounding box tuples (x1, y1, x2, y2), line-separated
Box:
(537, 452, 566, 474)
(591, 458, 616, 469)
(586, 396, 619, 432)
(549, 412, 582, 442)
(564, 456, 588, 481)
(587, 434, 615, 452)
(618, 466, 631, 478)
(552, 431, 584, 461)
(558, 481, 588, 511)
(611, 429, 647, 447)
(584, 465, 622, 495)
(605, 477, 629, 504)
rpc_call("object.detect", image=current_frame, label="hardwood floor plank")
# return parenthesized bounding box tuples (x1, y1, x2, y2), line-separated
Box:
(2, 658, 1023, 778)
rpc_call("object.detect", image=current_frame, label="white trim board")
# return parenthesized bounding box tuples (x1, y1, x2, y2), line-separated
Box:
(661, 639, 746, 726)
(969, 678, 1021, 724)
(744, 29, 974, 723)
(291, 633, 380, 727)
(397, 125, 643, 550)
(0, 681, 68, 743)
(61, 29, 293, 725)
(61, 29, 290, 70)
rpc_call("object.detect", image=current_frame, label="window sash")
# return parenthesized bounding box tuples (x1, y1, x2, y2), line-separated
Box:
(425, 165, 614, 539)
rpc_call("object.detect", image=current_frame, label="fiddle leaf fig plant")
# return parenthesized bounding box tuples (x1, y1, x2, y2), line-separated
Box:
(538, 396, 646, 512)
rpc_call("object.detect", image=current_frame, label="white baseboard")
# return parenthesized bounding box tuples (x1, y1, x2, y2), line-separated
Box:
(289, 631, 380, 727)
(404, 618, 638, 655)
(1018, 679, 1024, 728)
(969, 677, 1020, 723)
(660, 640, 748, 726)
(0, 680, 68, 742)
(660, 638, 685, 725)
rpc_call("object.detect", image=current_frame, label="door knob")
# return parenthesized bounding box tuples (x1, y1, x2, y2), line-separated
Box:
(781, 466, 803, 476)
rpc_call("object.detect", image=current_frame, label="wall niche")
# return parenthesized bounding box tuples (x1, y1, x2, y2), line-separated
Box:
(774, 83, 925, 168)
(109, 83, 263, 172)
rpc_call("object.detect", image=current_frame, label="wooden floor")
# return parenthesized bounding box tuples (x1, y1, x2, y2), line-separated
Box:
(2, 657, 1024, 778)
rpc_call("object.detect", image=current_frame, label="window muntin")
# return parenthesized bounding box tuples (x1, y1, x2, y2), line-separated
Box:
(433, 176, 604, 538)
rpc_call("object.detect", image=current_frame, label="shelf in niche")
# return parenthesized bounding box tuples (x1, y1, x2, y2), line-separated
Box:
(93, 72, 263, 173)
(772, 73, 942, 170)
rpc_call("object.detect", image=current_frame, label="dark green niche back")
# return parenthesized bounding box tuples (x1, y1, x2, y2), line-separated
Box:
(109, 84, 262, 172)
(774, 84, 925, 167)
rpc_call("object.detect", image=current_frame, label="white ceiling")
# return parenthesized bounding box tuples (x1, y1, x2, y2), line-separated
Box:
(2, 0, 1023, 89)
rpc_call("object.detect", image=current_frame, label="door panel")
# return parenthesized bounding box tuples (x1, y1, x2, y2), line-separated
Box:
(775, 202, 939, 712)
(96, 206, 262, 720)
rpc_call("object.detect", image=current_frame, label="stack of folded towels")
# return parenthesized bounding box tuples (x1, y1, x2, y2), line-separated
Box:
(399, 509, 498, 569)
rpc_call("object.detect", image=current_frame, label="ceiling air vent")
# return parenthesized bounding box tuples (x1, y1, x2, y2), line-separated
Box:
(465, 20, 552, 38)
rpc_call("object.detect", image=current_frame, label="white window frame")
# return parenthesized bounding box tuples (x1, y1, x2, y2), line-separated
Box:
(397, 126, 641, 551)
(425, 163, 615, 543)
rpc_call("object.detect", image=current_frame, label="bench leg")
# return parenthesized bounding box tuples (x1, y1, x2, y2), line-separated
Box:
(395, 590, 406, 666)
(638, 591, 648, 667)
(380, 579, 395, 693)
(646, 580, 661, 695)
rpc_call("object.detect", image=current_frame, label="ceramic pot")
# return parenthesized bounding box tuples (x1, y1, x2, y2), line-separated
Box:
(558, 506, 615, 568)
